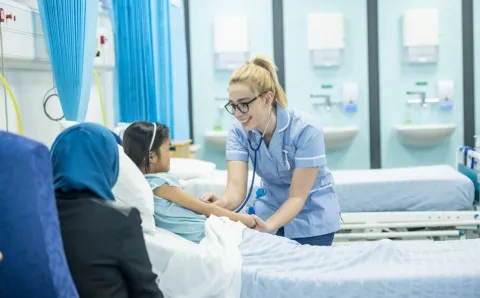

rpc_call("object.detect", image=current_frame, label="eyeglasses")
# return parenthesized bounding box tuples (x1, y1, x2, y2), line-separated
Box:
(224, 92, 265, 115)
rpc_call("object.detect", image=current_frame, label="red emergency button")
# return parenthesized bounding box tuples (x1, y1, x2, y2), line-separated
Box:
(100, 35, 106, 45)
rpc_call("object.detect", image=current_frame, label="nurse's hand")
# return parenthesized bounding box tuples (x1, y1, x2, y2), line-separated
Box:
(238, 214, 256, 228)
(200, 192, 227, 208)
(252, 215, 274, 233)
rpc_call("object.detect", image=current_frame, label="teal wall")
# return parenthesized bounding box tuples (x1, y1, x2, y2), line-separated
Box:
(186, 0, 467, 170)
(474, 1, 480, 136)
(189, 0, 273, 169)
(378, 0, 464, 168)
(283, 0, 370, 170)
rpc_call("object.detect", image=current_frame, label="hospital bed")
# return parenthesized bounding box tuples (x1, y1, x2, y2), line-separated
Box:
(110, 122, 480, 242)
(171, 155, 480, 243)
(145, 215, 480, 298)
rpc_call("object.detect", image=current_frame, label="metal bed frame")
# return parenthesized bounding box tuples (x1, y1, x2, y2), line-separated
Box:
(333, 146, 480, 243)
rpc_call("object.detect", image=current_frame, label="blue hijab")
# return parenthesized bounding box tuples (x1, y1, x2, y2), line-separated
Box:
(51, 122, 121, 200)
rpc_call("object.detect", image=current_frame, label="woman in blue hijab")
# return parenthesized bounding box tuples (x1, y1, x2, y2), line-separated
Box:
(52, 122, 163, 298)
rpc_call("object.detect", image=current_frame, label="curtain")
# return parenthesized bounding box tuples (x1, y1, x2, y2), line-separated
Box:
(38, 0, 99, 122)
(151, 0, 175, 138)
(108, 0, 175, 137)
(109, 0, 157, 123)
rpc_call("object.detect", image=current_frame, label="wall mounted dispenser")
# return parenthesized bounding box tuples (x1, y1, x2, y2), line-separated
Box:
(307, 12, 344, 67)
(213, 15, 249, 70)
(403, 9, 439, 63)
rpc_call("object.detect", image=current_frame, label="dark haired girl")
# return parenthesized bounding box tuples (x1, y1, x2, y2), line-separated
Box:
(122, 121, 255, 243)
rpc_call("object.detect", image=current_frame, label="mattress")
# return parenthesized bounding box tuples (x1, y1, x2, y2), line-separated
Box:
(181, 165, 475, 212)
(239, 228, 480, 298)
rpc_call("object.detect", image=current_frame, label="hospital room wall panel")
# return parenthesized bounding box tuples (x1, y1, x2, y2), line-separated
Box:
(0, 5, 116, 147)
(473, 1, 480, 137)
(0, 69, 115, 147)
(378, 0, 464, 168)
(187, 0, 274, 170)
(282, 0, 371, 170)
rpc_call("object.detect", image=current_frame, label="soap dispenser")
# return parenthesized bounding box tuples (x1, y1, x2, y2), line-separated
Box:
(213, 105, 224, 131)
(438, 80, 454, 110)
(342, 82, 358, 114)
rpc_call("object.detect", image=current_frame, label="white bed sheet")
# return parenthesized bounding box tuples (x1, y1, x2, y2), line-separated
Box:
(181, 165, 475, 212)
(144, 216, 244, 298)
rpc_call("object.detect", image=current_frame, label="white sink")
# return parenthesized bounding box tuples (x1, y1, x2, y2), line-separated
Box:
(204, 126, 359, 151)
(394, 124, 456, 147)
(204, 130, 228, 150)
(323, 126, 359, 150)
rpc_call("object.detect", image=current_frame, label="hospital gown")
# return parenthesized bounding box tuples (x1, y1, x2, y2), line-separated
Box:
(145, 172, 206, 243)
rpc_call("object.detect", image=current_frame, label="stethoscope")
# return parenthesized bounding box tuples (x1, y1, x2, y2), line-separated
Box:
(234, 106, 273, 213)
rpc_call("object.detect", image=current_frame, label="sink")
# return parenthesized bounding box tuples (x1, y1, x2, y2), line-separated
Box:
(204, 130, 228, 150)
(204, 126, 359, 151)
(323, 126, 359, 150)
(394, 124, 456, 147)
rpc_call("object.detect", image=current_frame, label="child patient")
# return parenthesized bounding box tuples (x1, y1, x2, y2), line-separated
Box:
(122, 121, 255, 243)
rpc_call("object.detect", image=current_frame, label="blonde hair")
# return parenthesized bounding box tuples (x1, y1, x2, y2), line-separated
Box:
(229, 55, 287, 108)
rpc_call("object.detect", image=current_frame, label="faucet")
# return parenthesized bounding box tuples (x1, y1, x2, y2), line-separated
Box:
(406, 91, 428, 107)
(310, 94, 332, 105)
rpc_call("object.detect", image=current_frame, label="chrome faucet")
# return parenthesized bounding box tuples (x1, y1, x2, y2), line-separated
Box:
(310, 94, 331, 105)
(406, 91, 428, 107)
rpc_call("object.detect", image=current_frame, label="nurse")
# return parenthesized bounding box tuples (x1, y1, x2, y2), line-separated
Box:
(201, 55, 341, 246)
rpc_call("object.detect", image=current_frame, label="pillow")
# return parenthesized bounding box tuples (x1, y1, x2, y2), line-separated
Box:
(169, 158, 216, 180)
(112, 144, 156, 234)
(113, 122, 130, 139)
(58, 120, 79, 131)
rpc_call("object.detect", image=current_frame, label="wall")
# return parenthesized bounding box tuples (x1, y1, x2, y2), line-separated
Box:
(189, 0, 273, 169)
(283, 0, 370, 170)
(169, 0, 190, 141)
(474, 1, 480, 137)
(0, 3, 115, 147)
(378, 0, 463, 168)
(0, 69, 114, 146)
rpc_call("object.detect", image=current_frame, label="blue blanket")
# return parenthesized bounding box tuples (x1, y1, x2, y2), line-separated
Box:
(239, 229, 480, 298)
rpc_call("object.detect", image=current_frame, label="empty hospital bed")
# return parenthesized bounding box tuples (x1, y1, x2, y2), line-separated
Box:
(171, 158, 480, 242)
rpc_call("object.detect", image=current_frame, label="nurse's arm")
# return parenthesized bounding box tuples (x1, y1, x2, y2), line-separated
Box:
(263, 167, 319, 232)
(222, 160, 249, 211)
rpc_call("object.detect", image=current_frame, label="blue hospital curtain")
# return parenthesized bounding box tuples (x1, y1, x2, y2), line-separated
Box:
(151, 0, 175, 138)
(109, 0, 158, 123)
(38, 0, 99, 122)
(108, 0, 175, 137)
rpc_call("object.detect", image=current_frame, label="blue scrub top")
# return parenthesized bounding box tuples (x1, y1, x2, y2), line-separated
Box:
(226, 105, 341, 239)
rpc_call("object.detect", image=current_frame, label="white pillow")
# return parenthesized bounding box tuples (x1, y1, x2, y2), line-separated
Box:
(113, 122, 130, 139)
(169, 158, 216, 180)
(58, 120, 80, 131)
(112, 144, 156, 234)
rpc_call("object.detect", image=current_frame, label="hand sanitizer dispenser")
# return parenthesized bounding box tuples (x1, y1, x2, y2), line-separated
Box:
(307, 12, 344, 67)
(437, 80, 454, 110)
(213, 15, 249, 70)
(342, 82, 358, 113)
(403, 9, 439, 63)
